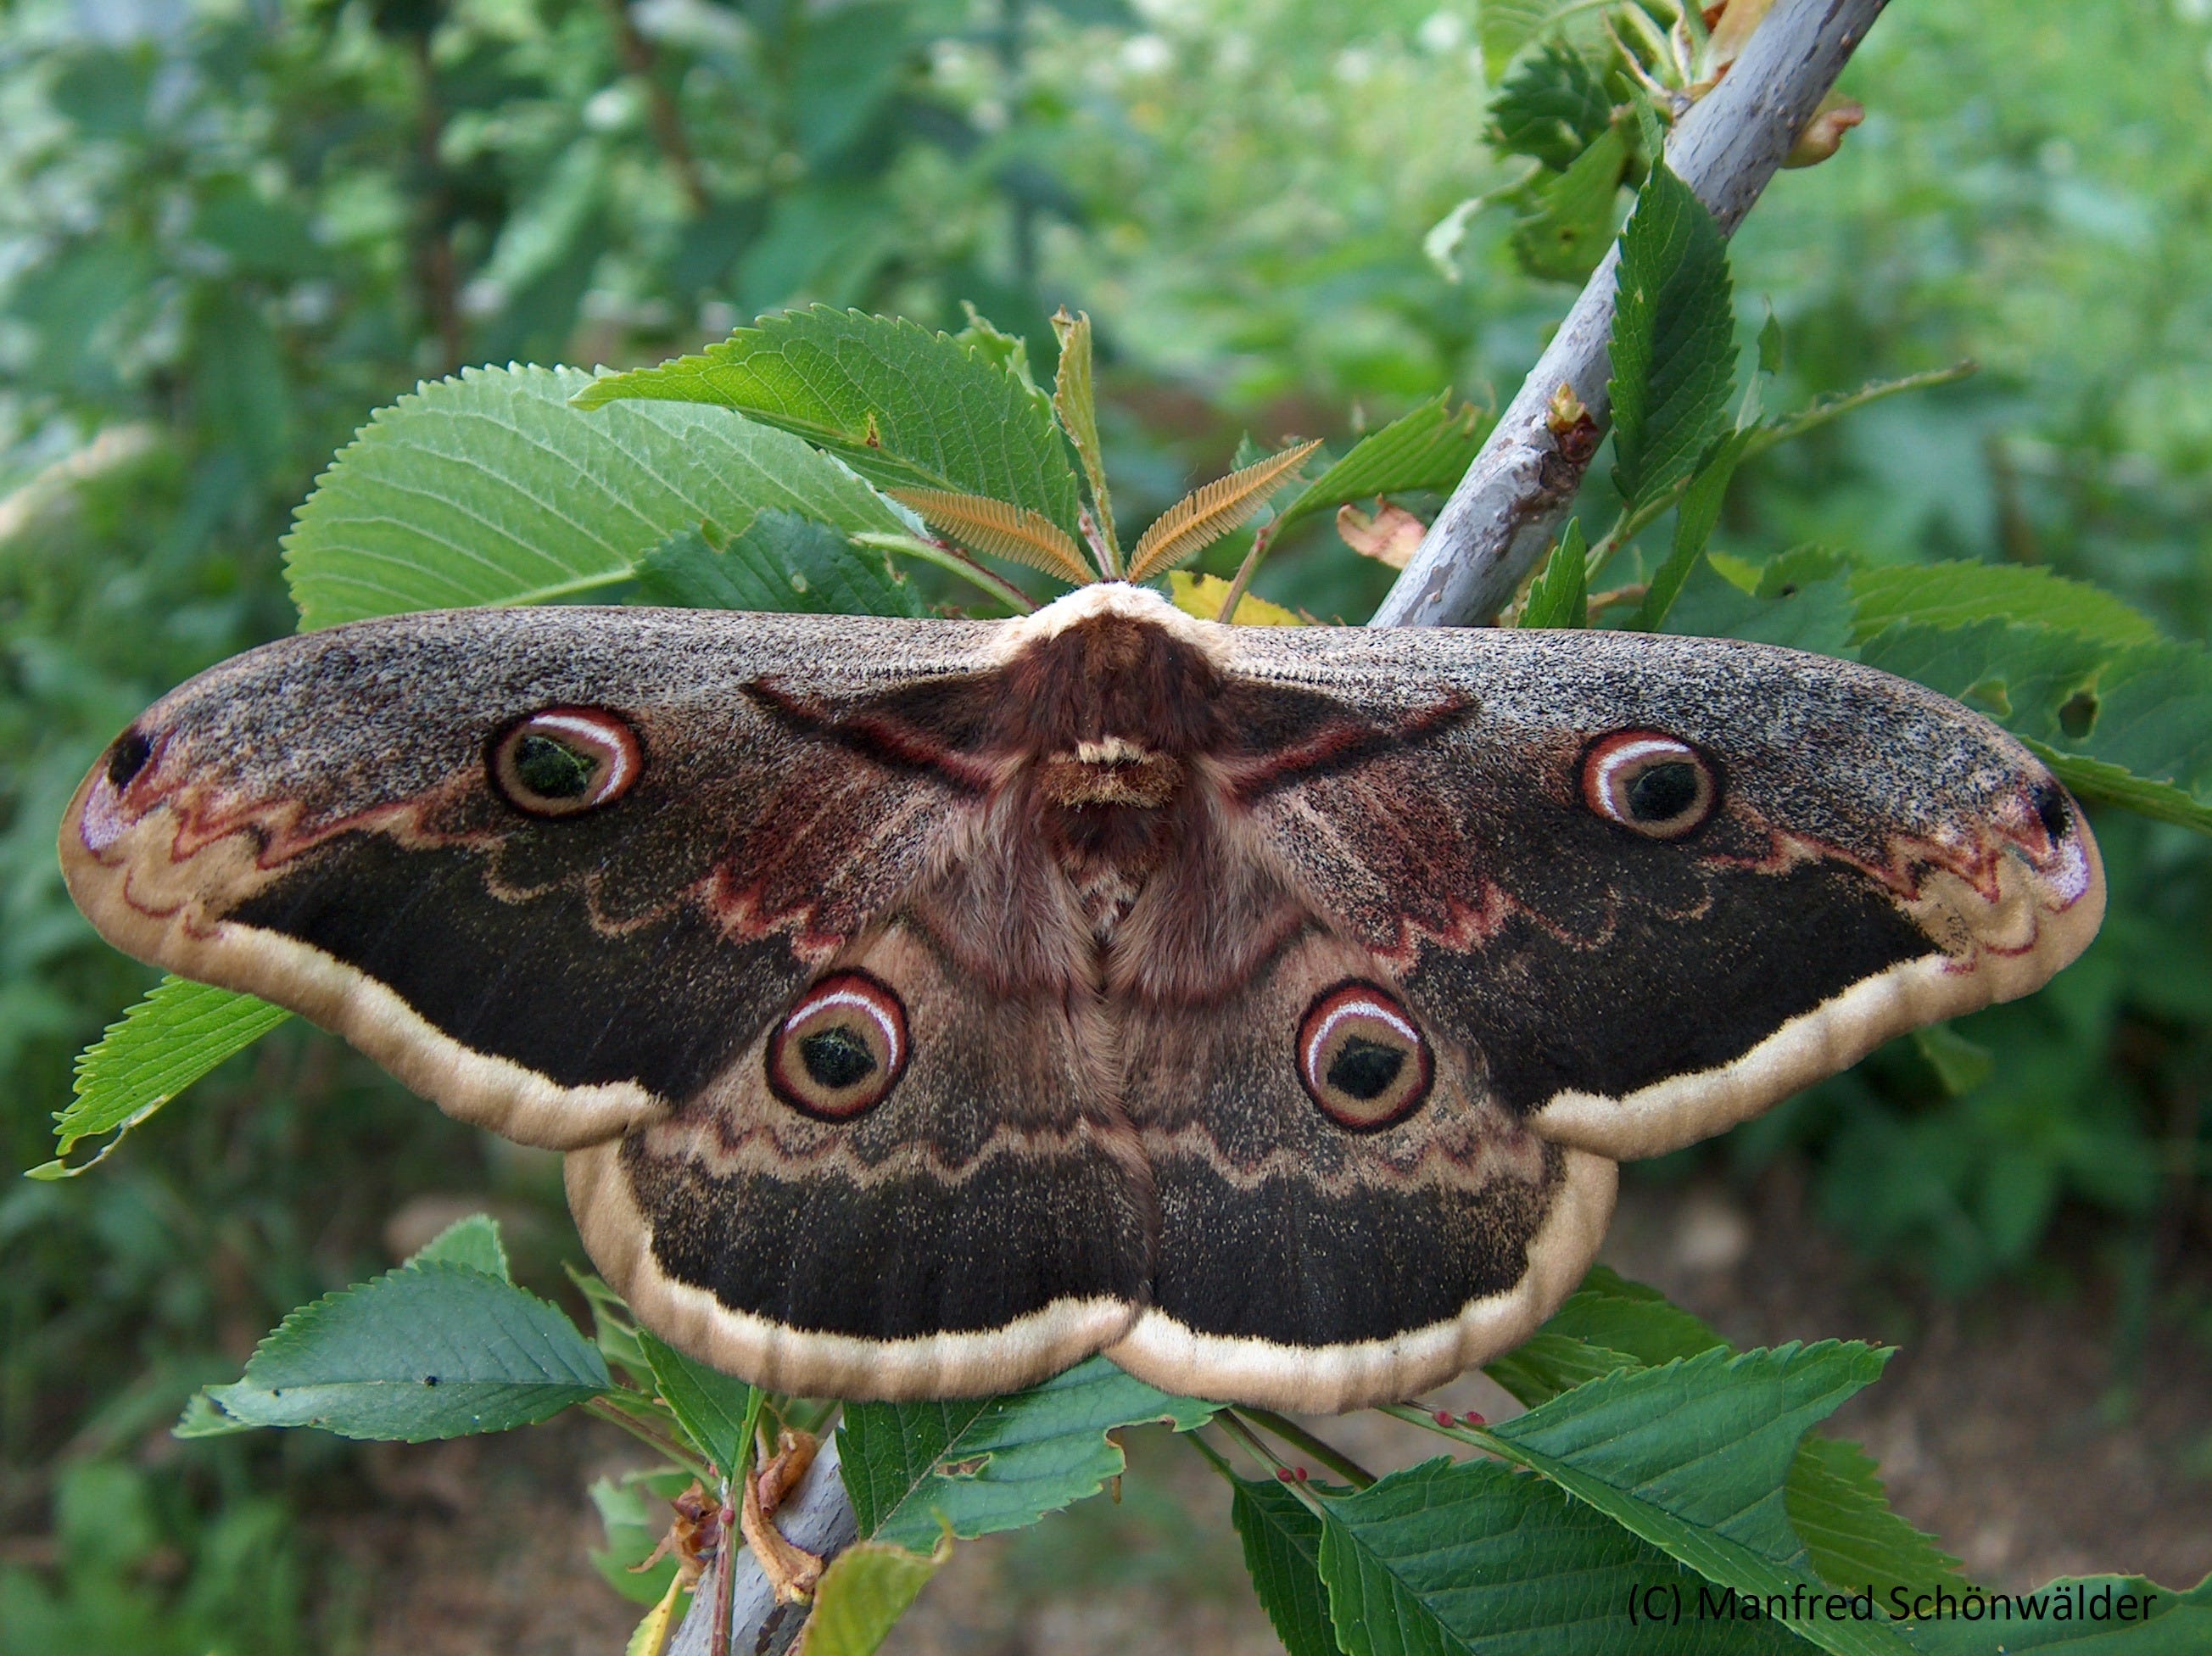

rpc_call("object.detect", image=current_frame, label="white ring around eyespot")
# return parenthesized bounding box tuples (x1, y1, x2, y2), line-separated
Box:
(786, 987, 904, 1077)
(1302, 993, 1421, 1087)
(1588, 736, 1696, 820)
(522, 710, 640, 797)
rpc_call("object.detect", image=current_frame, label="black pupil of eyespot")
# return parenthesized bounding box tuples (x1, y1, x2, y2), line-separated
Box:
(1626, 760, 1700, 823)
(108, 729, 152, 788)
(513, 733, 597, 799)
(1327, 1038, 1404, 1101)
(801, 1026, 876, 1089)
(2032, 781, 2070, 840)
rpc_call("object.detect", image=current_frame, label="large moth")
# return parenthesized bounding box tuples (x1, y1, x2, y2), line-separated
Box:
(59, 581, 2102, 1411)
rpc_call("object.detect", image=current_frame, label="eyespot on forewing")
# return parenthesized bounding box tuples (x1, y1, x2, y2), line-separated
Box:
(1582, 730, 1718, 840)
(489, 708, 643, 817)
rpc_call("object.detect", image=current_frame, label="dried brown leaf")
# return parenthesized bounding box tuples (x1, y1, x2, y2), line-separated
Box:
(1335, 501, 1428, 569)
(1126, 439, 1323, 582)
(889, 490, 1096, 586)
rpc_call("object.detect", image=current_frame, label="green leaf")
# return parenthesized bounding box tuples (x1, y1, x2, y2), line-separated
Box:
(284, 363, 907, 627)
(573, 306, 1084, 541)
(1270, 393, 1490, 541)
(1757, 311, 1784, 377)
(205, 1261, 611, 1441)
(796, 1533, 953, 1656)
(2031, 746, 2212, 835)
(1482, 1333, 1640, 1405)
(36, 977, 291, 1180)
(1610, 157, 1736, 512)
(1484, 1343, 1913, 1656)
(1232, 1477, 1343, 1656)
(837, 1355, 1216, 1551)
(1846, 563, 2163, 649)
(590, 1472, 692, 1605)
(1511, 124, 1630, 282)
(1785, 1436, 1963, 1604)
(172, 1390, 258, 1439)
(630, 512, 925, 617)
(1489, 41, 1615, 171)
(1910, 1025, 1996, 1097)
(1660, 550, 1861, 655)
(1317, 1456, 1804, 1655)
(1894, 1574, 2211, 1653)
(405, 1213, 511, 1279)
(1476, 0, 1610, 80)
(1519, 518, 1589, 628)
(1051, 307, 1119, 569)
(1634, 427, 1754, 631)
(638, 1329, 757, 1478)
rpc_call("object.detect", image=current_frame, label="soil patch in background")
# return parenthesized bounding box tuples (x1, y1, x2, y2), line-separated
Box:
(337, 1172, 2212, 1655)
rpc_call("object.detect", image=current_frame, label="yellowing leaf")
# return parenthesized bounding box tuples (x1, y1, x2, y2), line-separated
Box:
(796, 1533, 952, 1656)
(624, 1574, 688, 1656)
(1051, 308, 1120, 573)
(1168, 572, 1304, 627)
(889, 490, 1098, 586)
(1126, 440, 1322, 582)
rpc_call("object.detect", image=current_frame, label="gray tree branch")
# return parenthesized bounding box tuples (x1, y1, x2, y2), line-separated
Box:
(668, 1433, 861, 1656)
(1368, 0, 1891, 629)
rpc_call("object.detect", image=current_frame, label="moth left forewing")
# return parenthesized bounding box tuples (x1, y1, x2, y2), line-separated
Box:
(1219, 625, 2105, 1163)
(60, 606, 1004, 1151)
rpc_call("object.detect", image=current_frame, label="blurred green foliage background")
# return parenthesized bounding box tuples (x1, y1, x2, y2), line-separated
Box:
(0, 0, 2206, 1648)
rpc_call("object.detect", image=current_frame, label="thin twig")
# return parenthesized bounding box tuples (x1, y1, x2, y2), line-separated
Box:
(583, 1396, 718, 1485)
(1234, 1408, 1377, 1489)
(1213, 525, 1274, 622)
(1371, 0, 1893, 628)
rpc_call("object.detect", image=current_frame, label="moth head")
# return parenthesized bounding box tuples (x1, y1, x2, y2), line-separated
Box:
(1296, 981, 1433, 1131)
(1581, 730, 1718, 840)
(766, 971, 910, 1120)
(489, 708, 643, 817)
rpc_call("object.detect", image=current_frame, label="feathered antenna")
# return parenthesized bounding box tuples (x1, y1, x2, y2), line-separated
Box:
(1125, 440, 1322, 584)
(888, 490, 1098, 588)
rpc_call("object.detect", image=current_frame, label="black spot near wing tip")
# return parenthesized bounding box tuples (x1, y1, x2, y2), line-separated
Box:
(2030, 779, 2071, 842)
(106, 728, 153, 789)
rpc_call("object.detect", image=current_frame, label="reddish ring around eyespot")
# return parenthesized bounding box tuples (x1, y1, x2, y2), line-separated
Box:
(1295, 981, 1433, 1132)
(489, 708, 643, 818)
(1581, 730, 1717, 840)
(766, 971, 911, 1121)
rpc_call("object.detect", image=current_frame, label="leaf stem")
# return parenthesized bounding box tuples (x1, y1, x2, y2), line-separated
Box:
(852, 532, 1038, 613)
(1214, 1410, 1333, 1520)
(1376, 1401, 1506, 1456)
(583, 1396, 718, 1485)
(1213, 525, 1274, 623)
(1235, 1409, 1377, 1489)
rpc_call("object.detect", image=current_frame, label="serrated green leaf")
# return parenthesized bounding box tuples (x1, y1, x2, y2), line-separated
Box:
(638, 1329, 756, 1478)
(837, 1355, 1216, 1551)
(1489, 40, 1615, 171)
(1846, 563, 2163, 649)
(1271, 393, 1490, 542)
(1660, 551, 1861, 655)
(1485, 1343, 1912, 1656)
(1476, 0, 1611, 80)
(1232, 1477, 1342, 1656)
(1317, 1456, 1805, 1656)
(566, 1267, 658, 1390)
(406, 1213, 511, 1279)
(284, 363, 906, 627)
(205, 1261, 611, 1441)
(796, 1533, 953, 1656)
(36, 977, 292, 1179)
(1786, 1436, 1963, 1604)
(573, 306, 1083, 541)
(1511, 124, 1630, 282)
(1894, 1574, 2211, 1653)
(1634, 427, 1754, 631)
(1519, 518, 1588, 628)
(1482, 1333, 1640, 1405)
(2030, 747, 2212, 834)
(1051, 307, 1119, 569)
(630, 512, 925, 617)
(1610, 157, 1736, 512)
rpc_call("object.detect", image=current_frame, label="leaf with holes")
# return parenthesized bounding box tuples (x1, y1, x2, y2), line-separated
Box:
(837, 1356, 1215, 1551)
(1609, 157, 1736, 512)
(286, 364, 906, 626)
(573, 306, 1082, 541)
(204, 1261, 612, 1441)
(34, 976, 291, 1179)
